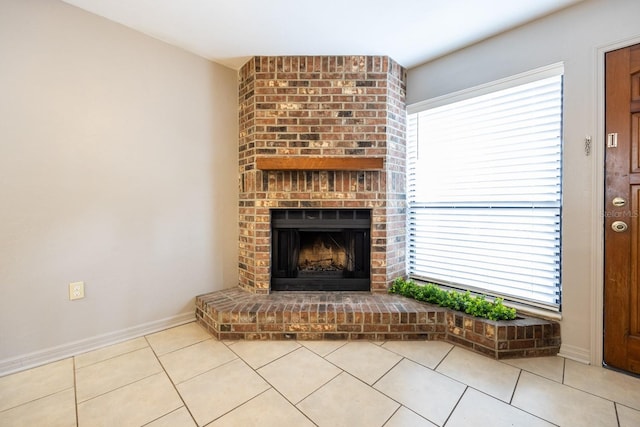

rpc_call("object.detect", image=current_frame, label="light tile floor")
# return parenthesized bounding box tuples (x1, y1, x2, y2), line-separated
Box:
(2, 322, 640, 427)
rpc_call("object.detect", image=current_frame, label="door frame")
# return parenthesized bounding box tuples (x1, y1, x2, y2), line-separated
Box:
(593, 35, 640, 367)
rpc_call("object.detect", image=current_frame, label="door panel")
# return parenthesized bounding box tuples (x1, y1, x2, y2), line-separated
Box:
(634, 112, 640, 173)
(604, 43, 640, 374)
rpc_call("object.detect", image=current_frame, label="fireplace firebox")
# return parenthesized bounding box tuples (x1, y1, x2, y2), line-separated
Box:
(271, 209, 371, 291)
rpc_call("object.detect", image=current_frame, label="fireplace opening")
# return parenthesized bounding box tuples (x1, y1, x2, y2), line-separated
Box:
(271, 209, 371, 291)
(298, 232, 346, 273)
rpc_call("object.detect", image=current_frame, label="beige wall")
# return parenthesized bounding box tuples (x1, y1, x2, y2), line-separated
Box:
(0, 0, 238, 373)
(407, 0, 640, 364)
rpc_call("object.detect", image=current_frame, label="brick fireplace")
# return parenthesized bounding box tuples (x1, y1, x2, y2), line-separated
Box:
(238, 55, 407, 293)
(194, 55, 561, 356)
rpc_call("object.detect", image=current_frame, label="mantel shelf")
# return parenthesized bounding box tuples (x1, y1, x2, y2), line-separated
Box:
(256, 156, 384, 171)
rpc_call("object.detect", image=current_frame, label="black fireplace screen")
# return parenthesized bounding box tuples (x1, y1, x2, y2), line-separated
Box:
(271, 209, 371, 291)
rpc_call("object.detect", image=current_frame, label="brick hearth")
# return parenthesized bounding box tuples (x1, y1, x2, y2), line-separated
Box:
(195, 289, 561, 359)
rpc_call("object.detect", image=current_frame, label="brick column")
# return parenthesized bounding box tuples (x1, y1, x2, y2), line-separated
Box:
(237, 56, 406, 294)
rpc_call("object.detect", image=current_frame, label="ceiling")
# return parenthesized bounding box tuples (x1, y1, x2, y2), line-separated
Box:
(61, 0, 583, 70)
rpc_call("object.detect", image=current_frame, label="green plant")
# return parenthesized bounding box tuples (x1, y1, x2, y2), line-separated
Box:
(389, 278, 517, 321)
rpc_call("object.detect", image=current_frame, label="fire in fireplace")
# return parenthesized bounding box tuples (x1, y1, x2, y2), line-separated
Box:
(271, 209, 371, 291)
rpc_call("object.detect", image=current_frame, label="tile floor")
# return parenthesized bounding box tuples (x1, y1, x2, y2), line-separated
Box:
(1, 322, 640, 427)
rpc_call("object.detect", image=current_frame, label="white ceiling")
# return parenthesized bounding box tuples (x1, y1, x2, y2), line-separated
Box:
(61, 0, 582, 70)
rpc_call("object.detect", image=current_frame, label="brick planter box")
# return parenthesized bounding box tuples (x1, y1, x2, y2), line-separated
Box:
(445, 311, 561, 359)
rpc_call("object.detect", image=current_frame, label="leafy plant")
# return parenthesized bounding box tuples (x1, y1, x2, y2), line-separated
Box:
(389, 278, 517, 321)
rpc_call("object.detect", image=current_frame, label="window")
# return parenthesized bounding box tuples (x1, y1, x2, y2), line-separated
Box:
(406, 65, 563, 310)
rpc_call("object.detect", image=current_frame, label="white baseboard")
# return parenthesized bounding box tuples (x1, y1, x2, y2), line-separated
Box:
(558, 343, 592, 365)
(0, 312, 195, 377)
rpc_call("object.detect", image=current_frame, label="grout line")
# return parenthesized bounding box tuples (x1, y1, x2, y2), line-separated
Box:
(76, 371, 164, 405)
(385, 405, 432, 426)
(167, 356, 240, 387)
(371, 354, 403, 389)
(224, 340, 301, 370)
(442, 385, 468, 426)
(469, 386, 561, 427)
(201, 337, 322, 424)
(433, 342, 456, 371)
(247, 368, 321, 426)
(0, 386, 76, 416)
(304, 340, 348, 358)
(377, 340, 446, 370)
(293, 369, 343, 408)
(339, 368, 435, 425)
(140, 406, 187, 427)
(509, 369, 523, 404)
(153, 337, 213, 359)
(72, 357, 79, 427)
(203, 388, 274, 425)
(399, 348, 565, 426)
(74, 343, 150, 371)
(381, 405, 403, 427)
(512, 369, 620, 425)
(144, 335, 199, 427)
(613, 402, 621, 427)
(0, 360, 78, 419)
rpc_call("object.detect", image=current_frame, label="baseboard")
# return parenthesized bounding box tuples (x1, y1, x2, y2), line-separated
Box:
(558, 343, 591, 365)
(0, 312, 195, 377)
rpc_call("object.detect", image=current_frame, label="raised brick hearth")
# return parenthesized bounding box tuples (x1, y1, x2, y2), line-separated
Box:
(238, 55, 406, 293)
(195, 288, 561, 359)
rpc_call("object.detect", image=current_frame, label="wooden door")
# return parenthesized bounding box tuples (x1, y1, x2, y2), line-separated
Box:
(604, 43, 640, 374)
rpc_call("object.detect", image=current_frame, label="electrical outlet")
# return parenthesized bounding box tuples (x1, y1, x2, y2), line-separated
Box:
(69, 281, 85, 300)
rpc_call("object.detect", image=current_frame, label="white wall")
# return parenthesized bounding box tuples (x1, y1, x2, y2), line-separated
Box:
(407, 0, 640, 363)
(0, 0, 238, 374)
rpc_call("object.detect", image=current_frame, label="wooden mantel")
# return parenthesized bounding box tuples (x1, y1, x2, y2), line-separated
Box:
(256, 156, 384, 171)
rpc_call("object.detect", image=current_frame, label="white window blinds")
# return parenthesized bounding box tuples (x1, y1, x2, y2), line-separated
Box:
(407, 70, 563, 310)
